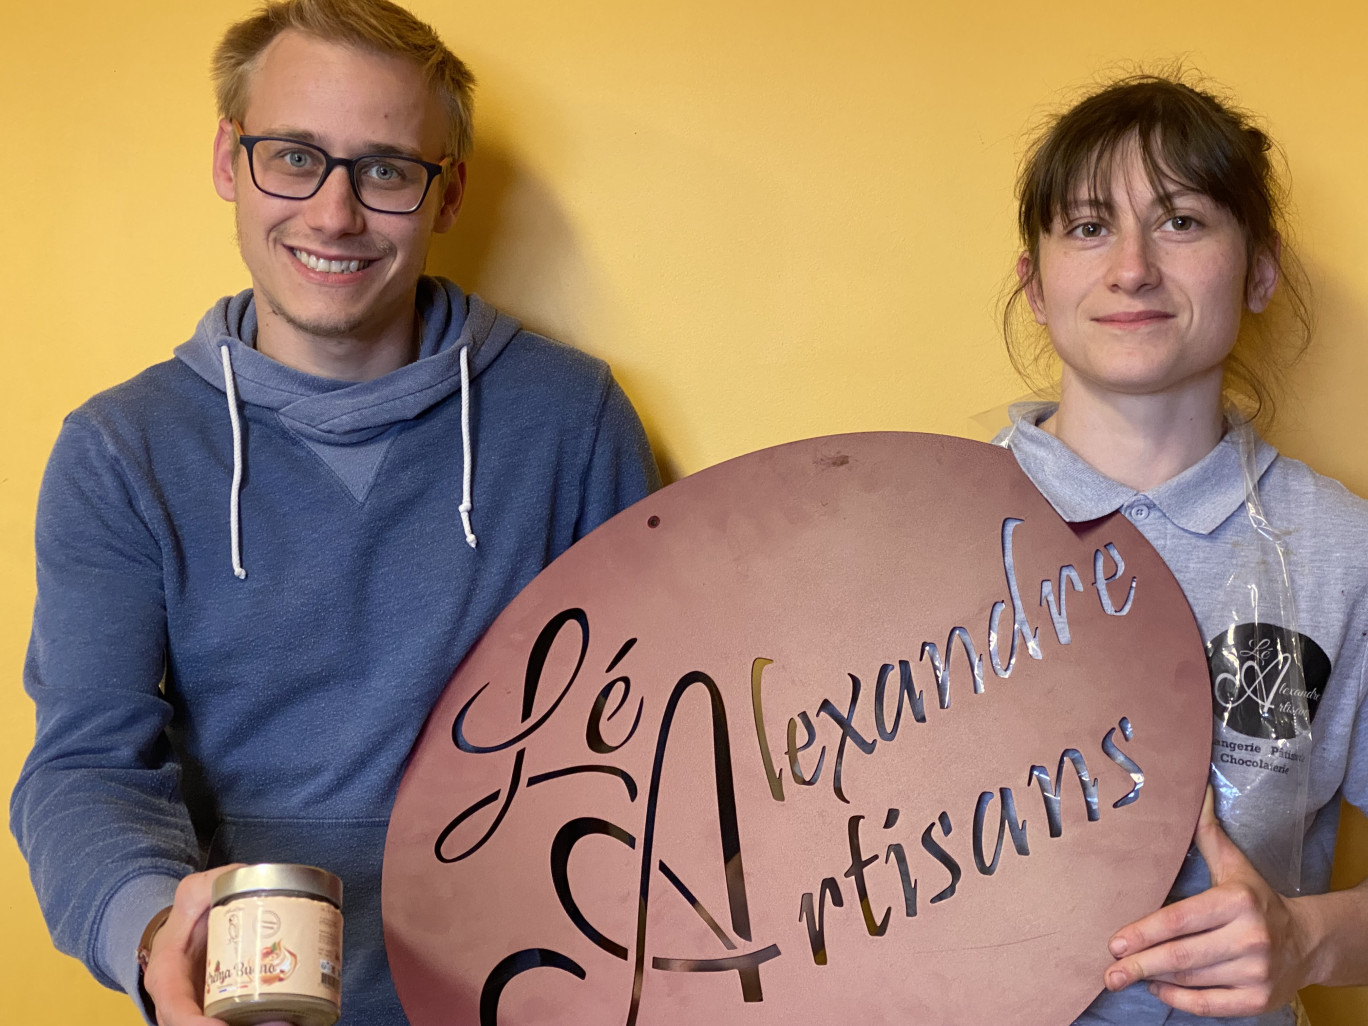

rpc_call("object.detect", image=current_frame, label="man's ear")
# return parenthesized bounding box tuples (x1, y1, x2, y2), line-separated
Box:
(1018, 251, 1047, 325)
(433, 161, 466, 234)
(212, 119, 239, 202)
(1246, 235, 1281, 314)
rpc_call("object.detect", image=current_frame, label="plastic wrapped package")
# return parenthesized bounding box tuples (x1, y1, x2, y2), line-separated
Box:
(1202, 414, 1315, 896)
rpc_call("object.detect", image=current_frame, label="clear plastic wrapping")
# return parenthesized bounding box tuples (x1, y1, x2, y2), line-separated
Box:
(1203, 414, 1313, 896)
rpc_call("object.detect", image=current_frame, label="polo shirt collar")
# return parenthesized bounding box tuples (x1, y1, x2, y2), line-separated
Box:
(1000, 402, 1277, 536)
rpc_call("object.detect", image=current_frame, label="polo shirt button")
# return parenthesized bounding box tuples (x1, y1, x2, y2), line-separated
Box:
(1129, 503, 1151, 521)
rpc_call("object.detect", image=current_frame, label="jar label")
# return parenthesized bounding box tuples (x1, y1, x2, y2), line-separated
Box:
(205, 895, 343, 1006)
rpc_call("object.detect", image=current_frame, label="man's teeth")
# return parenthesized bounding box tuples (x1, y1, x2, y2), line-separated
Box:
(292, 249, 371, 273)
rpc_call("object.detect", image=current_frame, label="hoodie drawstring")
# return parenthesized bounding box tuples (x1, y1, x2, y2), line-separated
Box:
(459, 344, 478, 549)
(217, 340, 476, 571)
(220, 344, 248, 579)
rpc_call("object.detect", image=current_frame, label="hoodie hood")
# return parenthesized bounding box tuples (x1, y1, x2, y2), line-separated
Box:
(176, 276, 511, 573)
(174, 276, 520, 445)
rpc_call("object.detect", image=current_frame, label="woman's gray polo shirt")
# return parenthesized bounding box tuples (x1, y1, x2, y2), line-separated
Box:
(998, 404, 1368, 1026)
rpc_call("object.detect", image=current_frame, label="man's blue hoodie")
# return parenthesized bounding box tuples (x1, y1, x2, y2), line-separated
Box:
(11, 277, 659, 1023)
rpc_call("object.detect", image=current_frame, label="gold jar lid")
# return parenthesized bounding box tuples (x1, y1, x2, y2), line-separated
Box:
(211, 863, 342, 907)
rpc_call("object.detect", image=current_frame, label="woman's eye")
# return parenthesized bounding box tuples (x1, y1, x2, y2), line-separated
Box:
(1165, 215, 1199, 231)
(1070, 222, 1105, 239)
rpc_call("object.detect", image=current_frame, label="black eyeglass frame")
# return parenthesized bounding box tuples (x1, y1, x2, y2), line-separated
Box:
(233, 122, 453, 215)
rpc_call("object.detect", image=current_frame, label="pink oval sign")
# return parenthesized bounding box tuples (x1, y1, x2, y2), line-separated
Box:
(384, 433, 1212, 1025)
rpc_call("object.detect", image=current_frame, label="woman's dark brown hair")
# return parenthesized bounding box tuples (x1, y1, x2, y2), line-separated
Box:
(1004, 73, 1310, 423)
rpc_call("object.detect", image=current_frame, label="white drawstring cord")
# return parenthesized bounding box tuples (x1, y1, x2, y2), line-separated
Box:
(220, 345, 248, 579)
(458, 344, 478, 549)
(218, 340, 474, 567)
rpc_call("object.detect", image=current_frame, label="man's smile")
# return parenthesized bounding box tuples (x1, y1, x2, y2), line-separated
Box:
(290, 246, 377, 274)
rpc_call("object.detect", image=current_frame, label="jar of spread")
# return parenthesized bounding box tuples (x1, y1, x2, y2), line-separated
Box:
(204, 863, 343, 1026)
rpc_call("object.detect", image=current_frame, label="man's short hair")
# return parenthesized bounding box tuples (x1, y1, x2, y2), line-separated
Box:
(212, 0, 476, 163)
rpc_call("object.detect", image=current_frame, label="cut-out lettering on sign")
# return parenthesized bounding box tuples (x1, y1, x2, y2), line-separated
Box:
(384, 433, 1212, 1026)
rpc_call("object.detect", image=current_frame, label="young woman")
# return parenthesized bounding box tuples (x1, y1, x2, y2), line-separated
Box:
(998, 76, 1368, 1025)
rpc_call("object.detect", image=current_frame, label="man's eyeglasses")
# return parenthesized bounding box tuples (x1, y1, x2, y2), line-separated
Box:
(234, 122, 452, 215)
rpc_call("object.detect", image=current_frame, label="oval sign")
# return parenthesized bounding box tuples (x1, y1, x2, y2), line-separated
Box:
(384, 433, 1212, 1025)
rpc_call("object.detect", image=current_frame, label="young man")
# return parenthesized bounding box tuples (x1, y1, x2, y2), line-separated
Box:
(9, 2, 658, 1023)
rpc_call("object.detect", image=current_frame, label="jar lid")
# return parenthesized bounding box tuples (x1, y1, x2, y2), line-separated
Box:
(211, 863, 343, 907)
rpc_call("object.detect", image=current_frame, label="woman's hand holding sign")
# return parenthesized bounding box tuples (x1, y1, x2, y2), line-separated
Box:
(1104, 787, 1368, 1017)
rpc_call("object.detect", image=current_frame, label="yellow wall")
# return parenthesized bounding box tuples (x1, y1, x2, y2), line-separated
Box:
(2, 0, 1365, 1021)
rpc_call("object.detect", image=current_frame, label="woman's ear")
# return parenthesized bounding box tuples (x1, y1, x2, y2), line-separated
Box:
(1246, 235, 1281, 314)
(1018, 251, 1047, 325)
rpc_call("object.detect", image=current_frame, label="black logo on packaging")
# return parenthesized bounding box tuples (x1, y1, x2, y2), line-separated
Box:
(1206, 623, 1328, 740)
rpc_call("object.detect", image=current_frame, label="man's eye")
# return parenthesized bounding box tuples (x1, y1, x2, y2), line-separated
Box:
(362, 160, 410, 183)
(268, 148, 320, 173)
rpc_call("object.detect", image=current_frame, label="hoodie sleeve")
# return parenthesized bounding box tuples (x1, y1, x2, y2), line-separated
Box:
(574, 375, 662, 540)
(10, 412, 198, 1009)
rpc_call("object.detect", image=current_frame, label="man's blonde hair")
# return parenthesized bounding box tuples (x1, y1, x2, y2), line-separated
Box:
(212, 0, 475, 162)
